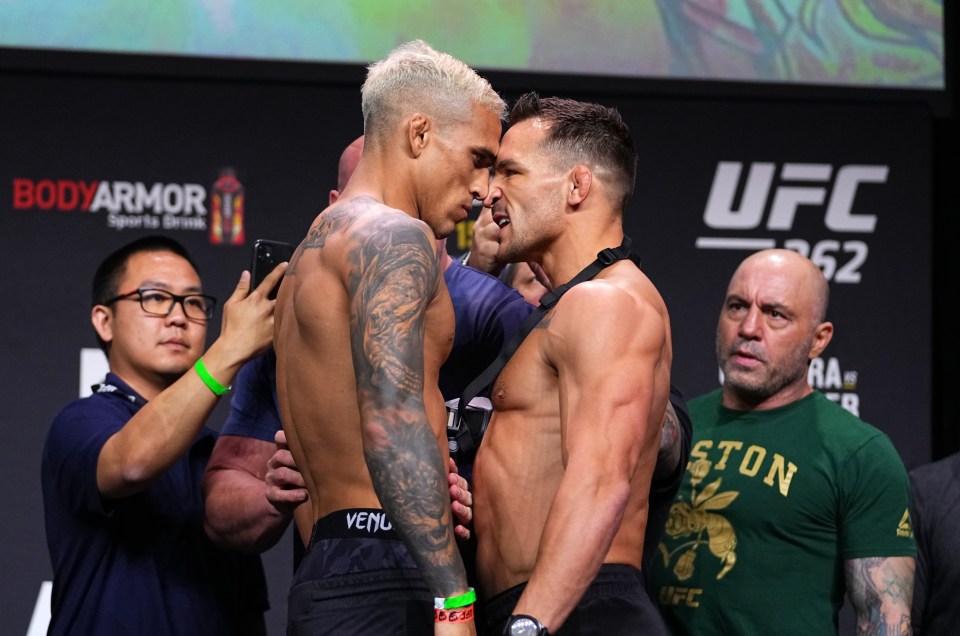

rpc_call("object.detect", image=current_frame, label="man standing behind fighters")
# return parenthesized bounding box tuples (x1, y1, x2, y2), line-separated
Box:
(273, 40, 504, 635)
(472, 93, 673, 635)
(651, 249, 915, 635)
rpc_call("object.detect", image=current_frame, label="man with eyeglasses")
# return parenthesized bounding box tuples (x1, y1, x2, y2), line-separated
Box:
(41, 234, 286, 635)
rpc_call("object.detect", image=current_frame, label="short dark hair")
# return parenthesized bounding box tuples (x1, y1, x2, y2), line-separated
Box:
(91, 235, 200, 353)
(508, 92, 637, 212)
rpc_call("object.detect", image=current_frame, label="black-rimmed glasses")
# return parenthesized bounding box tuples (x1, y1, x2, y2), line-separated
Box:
(105, 288, 217, 321)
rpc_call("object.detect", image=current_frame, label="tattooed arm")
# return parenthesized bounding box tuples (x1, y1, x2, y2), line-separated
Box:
(347, 214, 470, 600)
(654, 400, 683, 481)
(844, 556, 914, 635)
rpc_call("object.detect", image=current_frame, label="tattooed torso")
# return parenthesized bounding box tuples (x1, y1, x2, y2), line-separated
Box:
(273, 195, 464, 592)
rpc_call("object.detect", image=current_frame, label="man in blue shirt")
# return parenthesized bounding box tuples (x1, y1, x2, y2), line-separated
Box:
(42, 235, 285, 635)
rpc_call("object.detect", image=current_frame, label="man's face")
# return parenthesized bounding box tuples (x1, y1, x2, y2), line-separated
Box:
(715, 259, 819, 404)
(510, 261, 550, 306)
(101, 250, 208, 385)
(484, 118, 566, 263)
(419, 102, 501, 239)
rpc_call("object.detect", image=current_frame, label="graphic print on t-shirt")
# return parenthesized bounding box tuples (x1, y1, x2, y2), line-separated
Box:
(657, 438, 799, 582)
(657, 459, 740, 581)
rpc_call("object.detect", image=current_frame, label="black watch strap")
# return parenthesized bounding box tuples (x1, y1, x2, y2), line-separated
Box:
(504, 614, 549, 636)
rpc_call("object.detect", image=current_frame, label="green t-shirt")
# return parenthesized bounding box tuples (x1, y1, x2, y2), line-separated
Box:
(650, 390, 915, 635)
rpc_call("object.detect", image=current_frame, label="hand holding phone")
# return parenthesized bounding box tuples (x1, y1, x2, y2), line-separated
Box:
(251, 239, 295, 299)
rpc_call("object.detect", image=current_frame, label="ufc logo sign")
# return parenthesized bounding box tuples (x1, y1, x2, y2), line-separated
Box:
(703, 162, 887, 233)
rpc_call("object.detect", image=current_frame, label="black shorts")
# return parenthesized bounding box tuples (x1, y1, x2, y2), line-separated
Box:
(481, 564, 668, 636)
(287, 509, 433, 636)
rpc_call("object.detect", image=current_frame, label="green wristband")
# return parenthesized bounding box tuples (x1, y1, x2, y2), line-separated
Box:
(194, 358, 230, 396)
(434, 587, 476, 610)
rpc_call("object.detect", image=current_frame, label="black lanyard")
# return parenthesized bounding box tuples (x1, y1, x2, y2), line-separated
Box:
(448, 236, 634, 460)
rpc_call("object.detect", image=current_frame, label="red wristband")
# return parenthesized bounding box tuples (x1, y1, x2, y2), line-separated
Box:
(435, 604, 475, 623)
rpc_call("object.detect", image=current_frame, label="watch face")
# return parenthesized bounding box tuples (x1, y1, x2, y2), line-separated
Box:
(509, 616, 542, 636)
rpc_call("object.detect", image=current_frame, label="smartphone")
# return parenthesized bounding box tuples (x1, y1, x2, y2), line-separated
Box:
(250, 238, 295, 299)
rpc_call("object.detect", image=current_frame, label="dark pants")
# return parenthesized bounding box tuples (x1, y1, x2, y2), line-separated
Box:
(287, 510, 433, 636)
(481, 564, 669, 636)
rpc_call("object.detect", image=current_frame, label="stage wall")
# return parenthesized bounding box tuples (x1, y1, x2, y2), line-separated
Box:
(0, 69, 932, 634)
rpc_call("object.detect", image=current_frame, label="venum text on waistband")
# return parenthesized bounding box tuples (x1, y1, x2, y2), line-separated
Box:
(314, 508, 400, 540)
(346, 510, 394, 534)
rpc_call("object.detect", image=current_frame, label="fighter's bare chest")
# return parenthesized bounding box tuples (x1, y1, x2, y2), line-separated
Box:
(490, 333, 557, 412)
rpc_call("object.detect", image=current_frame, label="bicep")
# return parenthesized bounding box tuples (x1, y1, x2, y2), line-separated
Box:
(347, 221, 438, 411)
(342, 220, 443, 474)
(844, 556, 915, 631)
(557, 295, 665, 470)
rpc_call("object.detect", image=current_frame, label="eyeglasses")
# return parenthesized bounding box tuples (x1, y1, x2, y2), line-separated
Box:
(105, 288, 217, 321)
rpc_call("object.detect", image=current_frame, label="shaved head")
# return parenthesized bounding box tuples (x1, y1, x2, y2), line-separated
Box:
(731, 249, 830, 323)
(337, 136, 364, 192)
(716, 248, 833, 410)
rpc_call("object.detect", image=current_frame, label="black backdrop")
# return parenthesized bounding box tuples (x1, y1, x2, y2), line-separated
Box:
(0, 48, 952, 634)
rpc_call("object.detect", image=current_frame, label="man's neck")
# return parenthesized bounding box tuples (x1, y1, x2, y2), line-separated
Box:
(722, 383, 814, 411)
(437, 240, 454, 271)
(107, 363, 175, 402)
(540, 229, 625, 288)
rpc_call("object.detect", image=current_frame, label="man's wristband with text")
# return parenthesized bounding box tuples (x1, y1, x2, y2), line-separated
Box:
(435, 605, 474, 623)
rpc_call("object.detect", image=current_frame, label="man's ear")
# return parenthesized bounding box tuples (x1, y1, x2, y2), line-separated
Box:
(567, 165, 592, 206)
(809, 321, 834, 360)
(91, 305, 114, 348)
(406, 114, 430, 158)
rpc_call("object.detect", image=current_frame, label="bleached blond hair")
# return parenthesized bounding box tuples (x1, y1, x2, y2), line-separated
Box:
(361, 40, 505, 144)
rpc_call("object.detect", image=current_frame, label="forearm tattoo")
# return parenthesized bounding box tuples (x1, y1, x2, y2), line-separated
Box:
(846, 557, 913, 635)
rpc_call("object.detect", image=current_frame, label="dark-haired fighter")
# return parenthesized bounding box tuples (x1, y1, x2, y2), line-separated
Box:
(472, 93, 673, 635)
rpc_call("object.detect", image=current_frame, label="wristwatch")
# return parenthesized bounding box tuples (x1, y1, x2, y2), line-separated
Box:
(504, 614, 549, 636)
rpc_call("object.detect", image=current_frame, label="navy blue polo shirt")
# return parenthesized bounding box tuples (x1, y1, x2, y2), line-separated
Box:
(41, 373, 268, 635)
